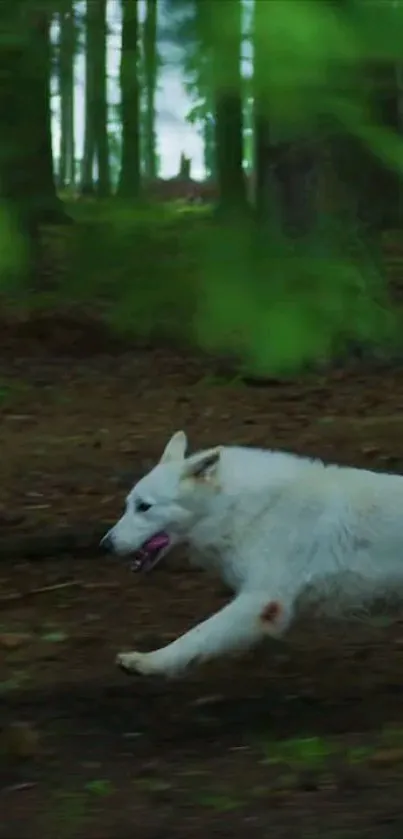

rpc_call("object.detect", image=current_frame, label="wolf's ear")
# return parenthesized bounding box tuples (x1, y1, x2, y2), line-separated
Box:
(183, 447, 221, 483)
(160, 430, 188, 464)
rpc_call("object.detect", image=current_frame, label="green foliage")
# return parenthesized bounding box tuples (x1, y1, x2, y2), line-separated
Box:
(0, 197, 393, 373)
(260, 735, 332, 769)
(63, 200, 206, 339)
(2, 0, 403, 375)
(193, 216, 395, 372)
(188, 0, 403, 370)
(254, 0, 356, 126)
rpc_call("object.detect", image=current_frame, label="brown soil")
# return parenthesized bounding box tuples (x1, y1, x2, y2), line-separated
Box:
(2, 316, 403, 838)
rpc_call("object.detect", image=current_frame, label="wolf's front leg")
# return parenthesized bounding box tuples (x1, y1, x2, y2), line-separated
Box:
(116, 592, 290, 678)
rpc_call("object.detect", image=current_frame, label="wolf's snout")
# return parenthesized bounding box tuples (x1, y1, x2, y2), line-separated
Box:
(100, 532, 114, 554)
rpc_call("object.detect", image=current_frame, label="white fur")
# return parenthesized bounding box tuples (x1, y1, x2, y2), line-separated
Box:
(104, 430, 403, 678)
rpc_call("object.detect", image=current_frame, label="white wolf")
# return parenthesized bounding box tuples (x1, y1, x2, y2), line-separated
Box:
(101, 430, 403, 679)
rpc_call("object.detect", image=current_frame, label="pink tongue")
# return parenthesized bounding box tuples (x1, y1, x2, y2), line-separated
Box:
(144, 532, 169, 552)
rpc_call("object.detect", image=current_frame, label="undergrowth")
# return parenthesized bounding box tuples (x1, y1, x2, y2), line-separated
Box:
(1, 197, 401, 373)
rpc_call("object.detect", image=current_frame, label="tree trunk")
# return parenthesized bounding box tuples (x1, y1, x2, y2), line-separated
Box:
(253, 0, 271, 223)
(368, 62, 401, 229)
(0, 3, 37, 278)
(118, 0, 141, 199)
(81, 119, 95, 195)
(81, 0, 96, 194)
(82, 0, 110, 196)
(0, 2, 67, 292)
(143, 0, 158, 181)
(208, 0, 246, 213)
(329, 0, 400, 234)
(214, 94, 245, 211)
(58, 0, 75, 190)
(0, 3, 65, 226)
(253, 0, 319, 236)
(92, 0, 110, 197)
(331, 65, 401, 234)
(203, 115, 215, 179)
(27, 9, 65, 223)
(253, 111, 272, 224)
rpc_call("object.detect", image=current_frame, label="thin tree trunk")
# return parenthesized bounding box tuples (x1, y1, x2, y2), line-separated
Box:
(59, 0, 75, 190)
(59, 10, 67, 191)
(203, 115, 215, 179)
(118, 0, 141, 198)
(82, 0, 96, 194)
(253, 111, 271, 224)
(253, 0, 271, 222)
(92, 0, 110, 197)
(29, 9, 64, 222)
(143, 0, 158, 181)
(66, 68, 75, 187)
(81, 120, 95, 194)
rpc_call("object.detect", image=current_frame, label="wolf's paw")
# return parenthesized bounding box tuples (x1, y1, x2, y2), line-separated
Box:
(116, 651, 155, 676)
(116, 650, 183, 679)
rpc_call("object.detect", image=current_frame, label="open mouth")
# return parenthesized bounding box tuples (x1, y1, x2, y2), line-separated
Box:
(130, 531, 170, 573)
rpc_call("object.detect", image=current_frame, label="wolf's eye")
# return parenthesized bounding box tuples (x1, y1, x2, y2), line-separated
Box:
(136, 500, 152, 513)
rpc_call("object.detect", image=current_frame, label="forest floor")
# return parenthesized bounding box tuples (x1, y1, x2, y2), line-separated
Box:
(3, 313, 403, 838)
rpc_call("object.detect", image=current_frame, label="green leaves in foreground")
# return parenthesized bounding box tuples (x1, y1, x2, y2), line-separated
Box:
(195, 221, 394, 374)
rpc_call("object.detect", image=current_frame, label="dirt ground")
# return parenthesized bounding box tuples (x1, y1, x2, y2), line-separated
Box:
(3, 316, 403, 838)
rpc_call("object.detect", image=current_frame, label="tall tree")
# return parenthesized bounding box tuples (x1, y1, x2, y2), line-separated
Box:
(330, 63, 401, 236)
(326, 0, 401, 235)
(164, 0, 246, 203)
(163, 0, 216, 178)
(143, 0, 158, 181)
(118, 0, 141, 198)
(253, 0, 270, 222)
(0, 1, 65, 228)
(203, 114, 215, 179)
(58, 0, 76, 190)
(0, 0, 67, 291)
(207, 0, 246, 212)
(93, 0, 110, 196)
(253, 0, 320, 235)
(82, 0, 96, 194)
(82, 0, 110, 196)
